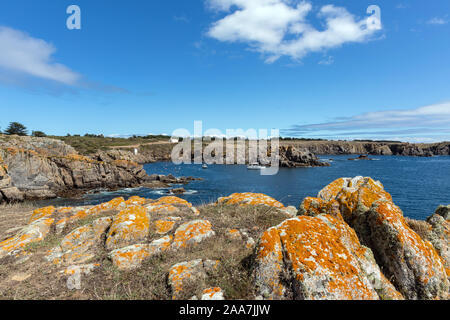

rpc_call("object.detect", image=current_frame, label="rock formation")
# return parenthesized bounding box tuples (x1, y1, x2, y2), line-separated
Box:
(0, 181, 448, 300)
(0, 135, 197, 203)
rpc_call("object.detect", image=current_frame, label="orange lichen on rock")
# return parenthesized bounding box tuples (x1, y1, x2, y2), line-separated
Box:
(218, 193, 285, 208)
(146, 196, 194, 215)
(57, 207, 73, 214)
(109, 235, 172, 270)
(125, 196, 146, 206)
(0, 218, 54, 259)
(201, 287, 224, 300)
(147, 203, 180, 215)
(29, 206, 56, 223)
(171, 220, 215, 249)
(112, 159, 138, 167)
(154, 217, 180, 235)
(254, 227, 286, 299)
(105, 205, 150, 250)
(68, 197, 125, 223)
(254, 214, 405, 300)
(46, 217, 112, 266)
(312, 176, 449, 299)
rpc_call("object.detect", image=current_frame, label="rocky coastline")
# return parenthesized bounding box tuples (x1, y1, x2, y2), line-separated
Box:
(0, 136, 198, 203)
(0, 177, 448, 300)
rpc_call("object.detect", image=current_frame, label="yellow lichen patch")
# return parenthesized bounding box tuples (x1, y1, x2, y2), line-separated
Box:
(317, 178, 347, 201)
(109, 235, 173, 270)
(112, 159, 138, 167)
(68, 197, 125, 223)
(125, 196, 146, 206)
(372, 201, 447, 298)
(255, 215, 382, 300)
(217, 193, 285, 208)
(57, 207, 73, 214)
(46, 217, 112, 266)
(105, 206, 150, 250)
(29, 206, 56, 224)
(154, 217, 180, 235)
(64, 154, 99, 164)
(0, 218, 54, 259)
(171, 220, 215, 249)
(147, 203, 180, 215)
(155, 196, 193, 208)
(254, 227, 286, 299)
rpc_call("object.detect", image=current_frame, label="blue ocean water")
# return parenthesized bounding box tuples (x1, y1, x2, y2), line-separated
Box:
(39, 155, 450, 220)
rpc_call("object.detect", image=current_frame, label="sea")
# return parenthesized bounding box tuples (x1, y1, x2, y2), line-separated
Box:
(37, 155, 450, 220)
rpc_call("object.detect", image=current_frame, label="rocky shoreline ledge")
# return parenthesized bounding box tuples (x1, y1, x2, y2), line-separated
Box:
(0, 135, 328, 204)
(0, 136, 202, 203)
(0, 177, 448, 300)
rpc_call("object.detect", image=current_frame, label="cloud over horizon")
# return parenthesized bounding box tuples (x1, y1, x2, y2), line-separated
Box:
(206, 0, 382, 63)
(0, 26, 80, 85)
(283, 102, 450, 142)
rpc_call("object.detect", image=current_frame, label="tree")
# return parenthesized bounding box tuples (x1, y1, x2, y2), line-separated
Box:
(5, 122, 28, 136)
(32, 130, 47, 137)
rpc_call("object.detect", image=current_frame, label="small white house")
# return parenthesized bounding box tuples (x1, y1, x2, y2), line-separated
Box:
(170, 137, 179, 143)
(134, 148, 138, 155)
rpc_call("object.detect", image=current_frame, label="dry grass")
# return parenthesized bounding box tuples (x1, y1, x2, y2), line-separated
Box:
(0, 202, 289, 300)
(406, 217, 432, 241)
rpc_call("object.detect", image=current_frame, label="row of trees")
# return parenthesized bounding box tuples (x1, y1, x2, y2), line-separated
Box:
(0, 122, 46, 137)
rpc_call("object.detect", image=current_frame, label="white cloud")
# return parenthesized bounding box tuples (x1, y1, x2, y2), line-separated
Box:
(0, 26, 80, 85)
(427, 17, 448, 25)
(283, 102, 450, 142)
(206, 0, 382, 63)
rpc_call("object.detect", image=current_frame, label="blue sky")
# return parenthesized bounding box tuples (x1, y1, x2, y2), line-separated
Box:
(0, 0, 449, 142)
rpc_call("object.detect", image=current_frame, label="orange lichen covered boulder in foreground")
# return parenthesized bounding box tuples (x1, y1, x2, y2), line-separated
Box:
(171, 220, 215, 249)
(105, 205, 150, 250)
(46, 217, 112, 266)
(300, 176, 449, 300)
(218, 193, 284, 208)
(0, 217, 54, 259)
(254, 214, 402, 300)
(109, 235, 172, 270)
(146, 196, 194, 215)
(217, 192, 296, 216)
(29, 206, 56, 224)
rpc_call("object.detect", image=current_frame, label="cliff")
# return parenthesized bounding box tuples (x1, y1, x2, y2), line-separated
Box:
(280, 140, 450, 156)
(0, 177, 448, 300)
(0, 135, 150, 202)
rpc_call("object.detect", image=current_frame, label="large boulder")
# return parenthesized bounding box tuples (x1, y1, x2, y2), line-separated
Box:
(105, 206, 150, 250)
(253, 214, 402, 300)
(279, 146, 329, 168)
(0, 217, 54, 259)
(0, 135, 150, 203)
(300, 176, 449, 299)
(46, 217, 112, 266)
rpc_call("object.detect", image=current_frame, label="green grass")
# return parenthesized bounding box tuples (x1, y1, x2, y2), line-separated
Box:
(50, 135, 170, 155)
